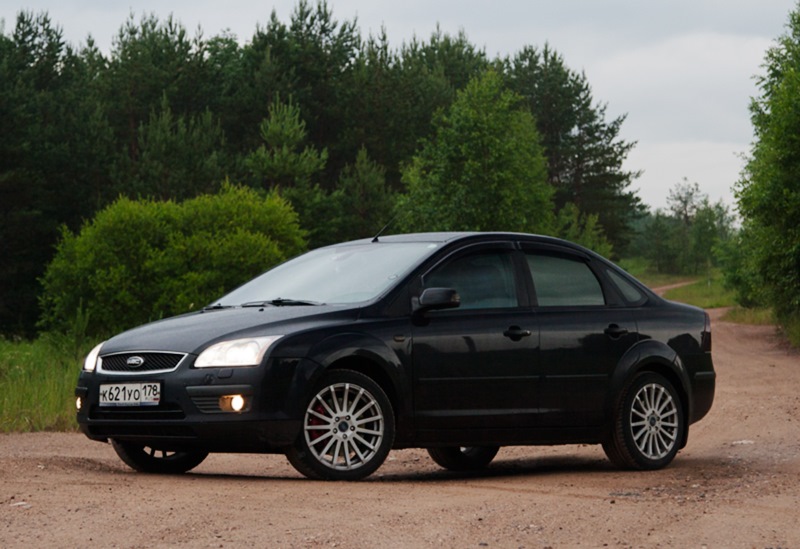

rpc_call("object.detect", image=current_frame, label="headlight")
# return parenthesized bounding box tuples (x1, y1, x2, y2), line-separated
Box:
(83, 342, 105, 372)
(195, 336, 283, 368)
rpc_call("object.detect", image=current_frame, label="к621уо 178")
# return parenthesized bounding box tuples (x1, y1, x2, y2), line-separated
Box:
(76, 232, 715, 480)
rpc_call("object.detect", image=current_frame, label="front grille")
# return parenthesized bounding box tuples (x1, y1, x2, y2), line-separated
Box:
(100, 352, 186, 374)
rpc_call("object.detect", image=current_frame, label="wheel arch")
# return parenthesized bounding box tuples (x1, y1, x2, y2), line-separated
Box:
(607, 340, 692, 448)
(326, 355, 400, 420)
(301, 332, 410, 443)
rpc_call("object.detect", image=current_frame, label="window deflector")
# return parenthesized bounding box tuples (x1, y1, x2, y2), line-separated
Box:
(420, 242, 521, 311)
(523, 250, 606, 308)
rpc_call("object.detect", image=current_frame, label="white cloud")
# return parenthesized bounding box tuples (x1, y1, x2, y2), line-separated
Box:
(591, 32, 770, 143)
(629, 140, 749, 211)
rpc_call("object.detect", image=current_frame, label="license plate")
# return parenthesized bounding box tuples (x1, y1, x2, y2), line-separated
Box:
(99, 382, 161, 407)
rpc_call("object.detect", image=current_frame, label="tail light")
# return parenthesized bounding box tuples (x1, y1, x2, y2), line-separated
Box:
(701, 312, 712, 352)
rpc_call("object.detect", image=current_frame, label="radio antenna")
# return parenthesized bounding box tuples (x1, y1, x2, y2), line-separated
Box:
(371, 214, 398, 243)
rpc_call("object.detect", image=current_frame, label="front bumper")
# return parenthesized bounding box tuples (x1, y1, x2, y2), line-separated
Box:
(75, 358, 304, 453)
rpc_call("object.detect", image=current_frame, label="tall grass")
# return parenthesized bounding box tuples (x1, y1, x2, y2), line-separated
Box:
(616, 257, 693, 289)
(621, 259, 782, 332)
(722, 306, 776, 325)
(0, 336, 86, 432)
(661, 270, 737, 309)
(659, 270, 782, 334)
(785, 316, 800, 347)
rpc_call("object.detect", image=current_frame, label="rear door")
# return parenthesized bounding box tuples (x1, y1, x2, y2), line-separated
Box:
(521, 245, 638, 427)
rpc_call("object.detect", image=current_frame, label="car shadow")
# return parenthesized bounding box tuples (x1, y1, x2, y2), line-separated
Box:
(182, 452, 619, 483)
(376, 454, 616, 482)
(80, 445, 743, 483)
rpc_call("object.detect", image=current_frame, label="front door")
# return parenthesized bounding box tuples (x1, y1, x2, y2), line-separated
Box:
(411, 245, 540, 438)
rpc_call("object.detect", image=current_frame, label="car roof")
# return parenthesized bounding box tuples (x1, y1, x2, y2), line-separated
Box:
(349, 231, 589, 251)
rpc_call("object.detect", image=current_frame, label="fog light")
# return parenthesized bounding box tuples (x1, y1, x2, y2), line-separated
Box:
(76, 397, 82, 411)
(230, 394, 245, 412)
(219, 394, 247, 413)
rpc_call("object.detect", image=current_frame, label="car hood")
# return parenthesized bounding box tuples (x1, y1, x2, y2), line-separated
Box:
(100, 305, 360, 355)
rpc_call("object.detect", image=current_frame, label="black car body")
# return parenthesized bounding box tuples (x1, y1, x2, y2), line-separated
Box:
(76, 232, 715, 480)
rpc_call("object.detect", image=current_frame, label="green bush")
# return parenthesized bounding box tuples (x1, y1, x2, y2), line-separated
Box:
(716, 230, 769, 309)
(39, 183, 306, 337)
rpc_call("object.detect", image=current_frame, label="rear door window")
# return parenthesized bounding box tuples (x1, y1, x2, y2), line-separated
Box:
(526, 253, 605, 307)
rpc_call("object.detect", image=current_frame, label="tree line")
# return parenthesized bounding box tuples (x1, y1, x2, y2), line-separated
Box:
(4, 0, 797, 345)
(1, 1, 647, 336)
(729, 2, 800, 343)
(628, 179, 733, 276)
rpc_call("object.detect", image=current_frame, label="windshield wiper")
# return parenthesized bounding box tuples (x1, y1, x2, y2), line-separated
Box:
(241, 298, 323, 307)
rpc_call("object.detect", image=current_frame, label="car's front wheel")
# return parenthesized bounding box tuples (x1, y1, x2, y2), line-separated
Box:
(285, 369, 395, 480)
(603, 372, 685, 470)
(111, 440, 208, 474)
(427, 446, 500, 471)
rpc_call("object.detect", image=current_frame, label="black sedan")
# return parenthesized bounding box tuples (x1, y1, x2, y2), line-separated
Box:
(75, 232, 715, 480)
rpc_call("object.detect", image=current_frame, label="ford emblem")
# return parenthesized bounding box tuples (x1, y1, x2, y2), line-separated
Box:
(126, 356, 145, 368)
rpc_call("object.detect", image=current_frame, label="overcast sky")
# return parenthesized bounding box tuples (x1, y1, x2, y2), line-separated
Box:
(2, 0, 796, 212)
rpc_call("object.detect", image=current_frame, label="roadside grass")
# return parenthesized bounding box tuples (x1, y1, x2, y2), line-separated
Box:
(658, 270, 777, 328)
(622, 258, 777, 328)
(0, 337, 83, 432)
(785, 317, 800, 347)
(616, 257, 692, 289)
(661, 270, 737, 309)
(722, 306, 776, 325)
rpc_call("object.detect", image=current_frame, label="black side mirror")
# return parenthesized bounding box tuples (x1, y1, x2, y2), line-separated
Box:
(412, 287, 460, 314)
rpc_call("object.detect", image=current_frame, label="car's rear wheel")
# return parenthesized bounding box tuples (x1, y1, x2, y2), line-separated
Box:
(426, 446, 500, 471)
(603, 372, 684, 470)
(111, 440, 208, 474)
(285, 369, 395, 480)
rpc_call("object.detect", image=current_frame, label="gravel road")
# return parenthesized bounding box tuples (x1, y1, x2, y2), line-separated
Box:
(2, 307, 799, 548)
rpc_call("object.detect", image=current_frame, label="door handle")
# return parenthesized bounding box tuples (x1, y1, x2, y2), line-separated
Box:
(503, 326, 532, 341)
(604, 324, 629, 339)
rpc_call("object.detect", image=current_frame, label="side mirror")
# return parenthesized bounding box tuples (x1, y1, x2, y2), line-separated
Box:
(412, 287, 460, 314)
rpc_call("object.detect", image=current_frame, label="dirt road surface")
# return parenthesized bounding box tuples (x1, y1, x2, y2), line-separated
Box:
(2, 306, 799, 548)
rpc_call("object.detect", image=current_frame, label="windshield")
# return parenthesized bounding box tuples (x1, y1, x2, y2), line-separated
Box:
(215, 241, 438, 306)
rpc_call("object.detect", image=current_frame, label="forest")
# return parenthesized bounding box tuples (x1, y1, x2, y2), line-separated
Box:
(1, 0, 793, 342)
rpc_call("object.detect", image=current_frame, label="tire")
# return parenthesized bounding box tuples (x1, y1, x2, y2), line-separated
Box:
(111, 440, 208, 474)
(427, 446, 500, 471)
(603, 372, 685, 470)
(285, 369, 395, 480)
